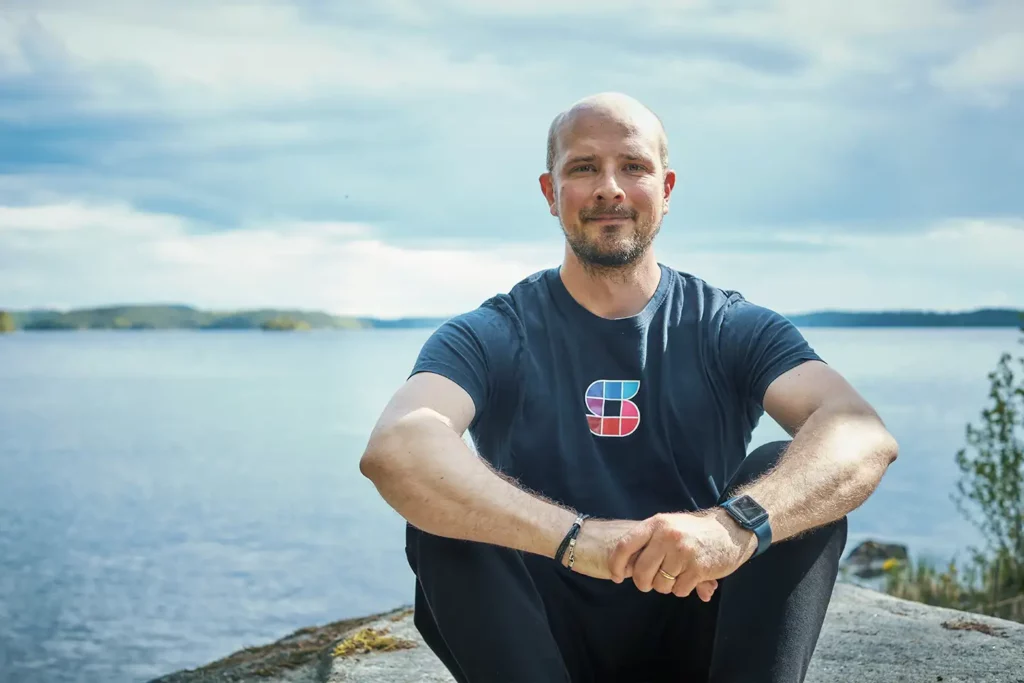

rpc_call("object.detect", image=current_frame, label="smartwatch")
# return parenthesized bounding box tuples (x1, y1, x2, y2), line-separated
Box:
(720, 494, 772, 559)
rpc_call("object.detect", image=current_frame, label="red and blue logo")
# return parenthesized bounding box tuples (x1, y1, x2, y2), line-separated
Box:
(585, 379, 641, 437)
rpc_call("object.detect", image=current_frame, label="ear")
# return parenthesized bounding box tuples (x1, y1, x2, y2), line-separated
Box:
(662, 168, 676, 214)
(539, 172, 558, 217)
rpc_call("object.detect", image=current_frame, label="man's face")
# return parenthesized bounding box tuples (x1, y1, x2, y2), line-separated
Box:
(541, 110, 675, 269)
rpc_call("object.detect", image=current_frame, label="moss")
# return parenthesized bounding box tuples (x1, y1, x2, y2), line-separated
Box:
(149, 607, 419, 682)
(153, 613, 390, 681)
(331, 627, 416, 658)
(389, 607, 414, 622)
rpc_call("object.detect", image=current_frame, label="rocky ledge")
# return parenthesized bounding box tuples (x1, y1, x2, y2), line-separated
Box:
(151, 583, 1024, 683)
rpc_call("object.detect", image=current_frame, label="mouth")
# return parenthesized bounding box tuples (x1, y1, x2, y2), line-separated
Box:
(585, 215, 633, 223)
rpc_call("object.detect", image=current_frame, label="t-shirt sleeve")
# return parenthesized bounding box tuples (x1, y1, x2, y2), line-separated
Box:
(717, 295, 824, 410)
(409, 300, 520, 429)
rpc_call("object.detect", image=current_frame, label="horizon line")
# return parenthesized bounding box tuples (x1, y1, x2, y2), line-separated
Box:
(3, 303, 1023, 322)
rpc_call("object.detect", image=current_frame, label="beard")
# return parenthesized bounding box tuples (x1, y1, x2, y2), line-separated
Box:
(562, 205, 661, 271)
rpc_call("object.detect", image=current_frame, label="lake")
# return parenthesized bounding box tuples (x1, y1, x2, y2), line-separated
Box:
(0, 327, 1018, 682)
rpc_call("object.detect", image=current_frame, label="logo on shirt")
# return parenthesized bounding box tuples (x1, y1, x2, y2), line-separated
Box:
(585, 379, 641, 437)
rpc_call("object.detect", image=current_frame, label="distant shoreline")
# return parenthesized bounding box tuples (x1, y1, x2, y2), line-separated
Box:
(1, 305, 1021, 331)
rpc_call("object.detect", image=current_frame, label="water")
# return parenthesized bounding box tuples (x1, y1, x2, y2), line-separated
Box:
(0, 327, 1018, 682)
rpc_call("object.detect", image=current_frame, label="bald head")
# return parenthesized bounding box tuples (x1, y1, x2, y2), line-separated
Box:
(545, 92, 669, 173)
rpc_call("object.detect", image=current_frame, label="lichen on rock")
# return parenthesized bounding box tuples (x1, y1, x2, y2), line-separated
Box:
(331, 627, 416, 659)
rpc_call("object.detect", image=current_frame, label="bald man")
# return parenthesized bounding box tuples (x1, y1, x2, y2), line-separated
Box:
(361, 93, 898, 683)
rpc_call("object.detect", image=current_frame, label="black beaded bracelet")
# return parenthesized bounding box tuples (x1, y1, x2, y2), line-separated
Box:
(555, 513, 590, 568)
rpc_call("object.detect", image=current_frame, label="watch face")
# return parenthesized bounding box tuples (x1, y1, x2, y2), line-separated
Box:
(730, 495, 767, 523)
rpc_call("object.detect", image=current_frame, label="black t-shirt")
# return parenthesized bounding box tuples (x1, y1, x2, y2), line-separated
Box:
(410, 263, 823, 519)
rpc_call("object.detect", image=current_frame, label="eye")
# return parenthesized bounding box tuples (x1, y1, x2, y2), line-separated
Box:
(625, 163, 647, 172)
(570, 164, 596, 172)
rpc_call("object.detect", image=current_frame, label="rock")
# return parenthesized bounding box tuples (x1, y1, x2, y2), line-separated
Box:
(147, 612, 397, 683)
(809, 583, 1024, 683)
(152, 584, 1024, 683)
(841, 540, 909, 579)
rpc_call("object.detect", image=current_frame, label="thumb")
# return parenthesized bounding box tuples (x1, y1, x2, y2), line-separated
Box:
(608, 522, 654, 583)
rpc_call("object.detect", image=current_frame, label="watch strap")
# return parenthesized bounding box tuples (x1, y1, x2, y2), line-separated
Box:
(750, 516, 772, 558)
(722, 496, 773, 559)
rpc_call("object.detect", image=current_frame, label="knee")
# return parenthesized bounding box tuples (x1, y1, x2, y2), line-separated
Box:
(407, 525, 468, 571)
(774, 516, 848, 565)
(825, 515, 849, 550)
(408, 524, 520, 580)
(804, 515, 848, 546)
(721, 440, 791, 498)
(749, 439, 789, 467)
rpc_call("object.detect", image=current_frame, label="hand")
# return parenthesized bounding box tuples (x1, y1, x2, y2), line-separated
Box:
(568, 518, 721, 602)
(607, 509, 757, 599)
(565, 518, 642, 581)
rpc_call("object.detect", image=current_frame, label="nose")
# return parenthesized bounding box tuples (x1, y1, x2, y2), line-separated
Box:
(594, 170, 625, 203)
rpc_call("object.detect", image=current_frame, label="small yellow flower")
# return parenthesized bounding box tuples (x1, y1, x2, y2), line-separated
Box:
(882, 558, 901, 572)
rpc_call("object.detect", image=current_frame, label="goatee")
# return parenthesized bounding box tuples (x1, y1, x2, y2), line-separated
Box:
(562, 219, 661, 276)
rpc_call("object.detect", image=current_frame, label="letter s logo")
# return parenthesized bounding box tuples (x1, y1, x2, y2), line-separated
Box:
(585, 380, 640, 437)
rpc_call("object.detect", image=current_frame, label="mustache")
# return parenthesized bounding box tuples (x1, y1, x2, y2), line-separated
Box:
(579, 206, 637, 222)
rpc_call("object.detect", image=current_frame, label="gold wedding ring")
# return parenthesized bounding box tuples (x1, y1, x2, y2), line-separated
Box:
(658, 569, 677, 581)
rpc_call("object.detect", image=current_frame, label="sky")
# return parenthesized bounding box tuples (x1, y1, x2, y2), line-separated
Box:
(0, 0, 1022, 318)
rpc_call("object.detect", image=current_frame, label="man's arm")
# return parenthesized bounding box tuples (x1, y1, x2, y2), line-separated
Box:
(712, 359, 899, 556)
(360, 371, 581, 562)
(606, 359, 898, 594)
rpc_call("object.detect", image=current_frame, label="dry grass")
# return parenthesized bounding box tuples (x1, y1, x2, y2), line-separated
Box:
(941, 618, 1007, 638)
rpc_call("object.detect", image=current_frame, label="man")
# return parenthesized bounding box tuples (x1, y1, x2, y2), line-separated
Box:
(360, 92, 898, 683)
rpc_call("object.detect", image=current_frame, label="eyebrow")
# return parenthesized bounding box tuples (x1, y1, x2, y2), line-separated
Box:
(563, 153, 653, 167)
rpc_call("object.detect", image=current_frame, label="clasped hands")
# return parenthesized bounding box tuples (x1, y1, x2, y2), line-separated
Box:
(566, 510, 757, 602)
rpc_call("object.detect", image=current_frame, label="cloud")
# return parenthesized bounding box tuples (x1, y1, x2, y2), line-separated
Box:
(0, 201, 552, 317)
(1, 2, 517, 114)
(674, 218, 1024, 314)
(1, 202, 1020, 317)
(932, 31, 1024, 105)
(0, 0, 1022, 313)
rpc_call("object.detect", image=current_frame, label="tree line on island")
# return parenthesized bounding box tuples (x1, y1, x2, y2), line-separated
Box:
(0, 305, 1021, 333)
(0, 306, 444, 332)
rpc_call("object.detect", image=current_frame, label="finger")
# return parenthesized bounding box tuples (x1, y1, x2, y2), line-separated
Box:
(652, 554, 686, 595)
(623, 549, 644, 579)
(695, 579, 718, 602)
(609, 524, 654, 583)
(672, 568, 702, 599)
(652, 564, 683, 595)
(631, 540, 669, 592)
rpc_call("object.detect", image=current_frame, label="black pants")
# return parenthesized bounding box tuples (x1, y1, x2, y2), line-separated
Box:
(405, 440, 848, 683)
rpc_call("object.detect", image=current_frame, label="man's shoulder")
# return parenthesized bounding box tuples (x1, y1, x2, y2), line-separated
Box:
(507, 266, 558, 301)
(661, 265, 745, 318)
(439, 267, 556, 346)
(450, 267, 554, 322)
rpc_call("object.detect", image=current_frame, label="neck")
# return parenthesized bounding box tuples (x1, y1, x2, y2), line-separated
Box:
(559, 246, 662, 320)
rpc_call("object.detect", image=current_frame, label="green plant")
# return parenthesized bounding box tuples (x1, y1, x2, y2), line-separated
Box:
(883, 317, 1024, 622)
(952, 317, 1024, 608)
(0, 310, 14, 333)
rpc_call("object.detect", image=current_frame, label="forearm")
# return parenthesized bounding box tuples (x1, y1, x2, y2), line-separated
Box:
(733, 404, 899, 544)
(360, 410, 577, 559)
